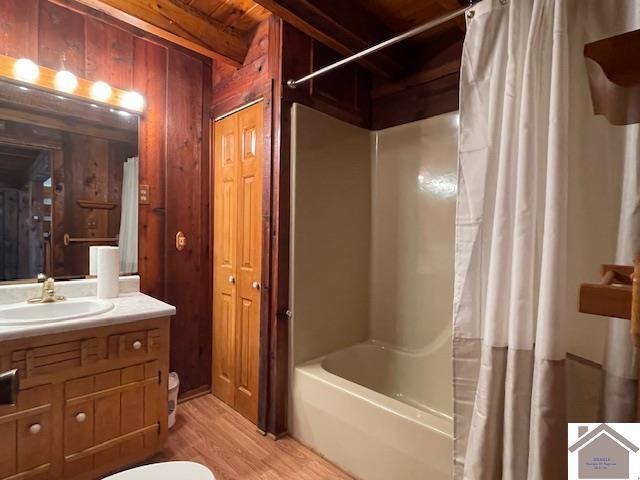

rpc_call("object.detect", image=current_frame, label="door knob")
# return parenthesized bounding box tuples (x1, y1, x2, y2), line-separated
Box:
(228, 275, 236, 284)
(132, 341, 142, 350)
(75, 412, 87, 423)
(29, 423, 41, 434)
(252, 282, 260, 290)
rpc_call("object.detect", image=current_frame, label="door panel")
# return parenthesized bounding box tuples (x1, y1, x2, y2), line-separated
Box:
(234, 103, 263, 422)
(212, 101, 263, 424)
(213, 113, 238, 407)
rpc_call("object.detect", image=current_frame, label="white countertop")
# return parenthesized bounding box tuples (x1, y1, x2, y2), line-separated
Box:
(0, 292, 176, 342)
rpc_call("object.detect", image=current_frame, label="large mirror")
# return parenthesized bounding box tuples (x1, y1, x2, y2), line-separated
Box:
(0, 79, 139, 282)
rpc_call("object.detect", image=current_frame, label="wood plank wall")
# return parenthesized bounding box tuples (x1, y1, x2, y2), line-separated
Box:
(278, 22, 461, 131)
(210, 17, 279, 433)
(0, 0, 213, 396)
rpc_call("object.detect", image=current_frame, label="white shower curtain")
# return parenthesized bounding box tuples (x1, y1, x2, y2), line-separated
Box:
(454, 0, 639, 478)
(119, 156, 139, 274)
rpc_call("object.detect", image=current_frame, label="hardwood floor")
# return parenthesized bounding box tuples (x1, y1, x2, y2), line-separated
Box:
(156, 394, 353, 479)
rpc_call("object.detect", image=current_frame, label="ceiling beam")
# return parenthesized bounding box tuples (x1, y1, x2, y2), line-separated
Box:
(68, 0, 249, 66)
(253, 0, 410, 78)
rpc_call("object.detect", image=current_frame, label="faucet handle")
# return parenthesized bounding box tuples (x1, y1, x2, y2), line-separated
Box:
(37, 273, 47, 283)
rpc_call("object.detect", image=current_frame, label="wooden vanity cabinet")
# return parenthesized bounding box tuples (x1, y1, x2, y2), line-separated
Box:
(0, 317, 170, 480)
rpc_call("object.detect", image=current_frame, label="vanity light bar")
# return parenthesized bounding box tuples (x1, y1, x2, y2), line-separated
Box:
(0, 54, 145, 113)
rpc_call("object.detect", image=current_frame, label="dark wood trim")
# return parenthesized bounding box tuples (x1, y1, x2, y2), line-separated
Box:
(268, 32, 290, 434)
(177, 384, 211, 404)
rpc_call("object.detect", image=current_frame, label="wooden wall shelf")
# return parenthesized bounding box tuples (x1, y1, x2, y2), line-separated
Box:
(584, 29, 640, 125)
(76, 200, 116, 210)
(579, 264, 633, 319)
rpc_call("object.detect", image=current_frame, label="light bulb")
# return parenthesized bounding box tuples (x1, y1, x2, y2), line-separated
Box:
(54, 70, 78, 93)
(120, 91, 144, 111)
(90, 81, 112, 102)
(14, 59, 39, 83)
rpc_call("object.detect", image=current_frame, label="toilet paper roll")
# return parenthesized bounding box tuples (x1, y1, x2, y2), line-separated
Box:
(89, 246, 100, 276)
(97, 247, 120, 299)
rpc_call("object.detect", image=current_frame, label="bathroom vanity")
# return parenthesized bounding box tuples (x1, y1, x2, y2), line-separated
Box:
(0, 277, 175, 480)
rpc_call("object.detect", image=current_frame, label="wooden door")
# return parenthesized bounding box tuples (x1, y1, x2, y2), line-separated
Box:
(212, 101, 263, 424)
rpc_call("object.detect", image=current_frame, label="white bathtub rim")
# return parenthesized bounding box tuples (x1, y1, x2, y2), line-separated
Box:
(296, 357, 453, 438)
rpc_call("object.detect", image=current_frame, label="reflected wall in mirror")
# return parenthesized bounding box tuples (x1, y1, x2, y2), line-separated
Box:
(0, 79, 139, 282)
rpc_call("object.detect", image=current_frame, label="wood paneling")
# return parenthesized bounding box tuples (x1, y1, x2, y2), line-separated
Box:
(253, 0, 408, 78)
(57, 133, 136, 277)
(38, 1, 87, 74)
(371, 72, 460, 130)
(70, 0, 249, 66)
(1, 0, 212, 397)
(134, 38, 166, 300)
(0, 0, 39, 59)
(165, 47, 211, 396)
(280, 23, 371, 128)
(85, 17, 134, 87)
(212, 102, 263, 425)
(211, 19, 272, 118)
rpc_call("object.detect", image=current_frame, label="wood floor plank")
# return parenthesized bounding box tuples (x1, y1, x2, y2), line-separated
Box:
(154, 394, 353, 480)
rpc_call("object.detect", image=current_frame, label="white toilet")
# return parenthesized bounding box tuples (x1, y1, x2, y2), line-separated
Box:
(103, 461, 215, 480)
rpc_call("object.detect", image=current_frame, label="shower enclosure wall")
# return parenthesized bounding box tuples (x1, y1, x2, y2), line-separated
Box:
(289, 104, 458, 480)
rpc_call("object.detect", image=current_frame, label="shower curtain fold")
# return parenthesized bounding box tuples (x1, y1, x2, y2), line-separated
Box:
(119, 156, 139, 274)
(454, 0, 640, 478)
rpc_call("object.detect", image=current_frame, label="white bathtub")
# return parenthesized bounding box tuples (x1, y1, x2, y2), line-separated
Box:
(290, 339, 453, 480)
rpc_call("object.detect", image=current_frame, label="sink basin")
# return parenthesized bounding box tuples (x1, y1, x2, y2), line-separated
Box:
(0, 298, 115, 325)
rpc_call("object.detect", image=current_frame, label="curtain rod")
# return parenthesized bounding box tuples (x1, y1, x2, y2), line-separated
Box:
(286, 1, 480, 89)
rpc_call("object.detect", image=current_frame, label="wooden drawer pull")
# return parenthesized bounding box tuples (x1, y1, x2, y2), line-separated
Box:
(75, 412, 87, 423)
(29, 423, 41, 434)
(132, 341, 142, 351)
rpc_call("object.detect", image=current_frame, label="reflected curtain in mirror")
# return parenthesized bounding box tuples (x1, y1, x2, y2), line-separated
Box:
(119, 156, 138, 274)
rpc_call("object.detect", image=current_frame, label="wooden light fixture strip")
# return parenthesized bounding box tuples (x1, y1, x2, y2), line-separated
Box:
(0, 54, 144, 114)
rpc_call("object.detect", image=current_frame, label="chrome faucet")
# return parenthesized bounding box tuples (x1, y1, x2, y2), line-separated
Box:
(27, 274, 66, 304)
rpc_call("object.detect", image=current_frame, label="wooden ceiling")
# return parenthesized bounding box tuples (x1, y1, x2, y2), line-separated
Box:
(354, 0, 465, 33)
(185, 0, 271, 32)
(76, 0, 465, 78)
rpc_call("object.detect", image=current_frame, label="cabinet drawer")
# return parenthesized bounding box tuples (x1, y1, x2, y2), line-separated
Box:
(108, 329, 161, 359)
(10, 338, 98, 380)
(0, 385, 52, 480)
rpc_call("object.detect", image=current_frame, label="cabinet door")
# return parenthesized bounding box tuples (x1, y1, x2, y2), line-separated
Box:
(0, 384, 52, 480)
(63, 362, 161, 478)
(234, 103, 263, 423)
(212, 112, 239, 407)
